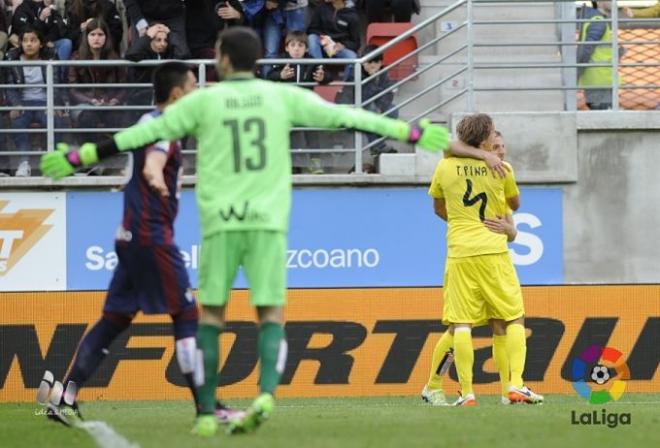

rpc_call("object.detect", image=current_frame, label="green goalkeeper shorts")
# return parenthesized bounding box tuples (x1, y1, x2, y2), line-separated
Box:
(198, 230, 287, 307)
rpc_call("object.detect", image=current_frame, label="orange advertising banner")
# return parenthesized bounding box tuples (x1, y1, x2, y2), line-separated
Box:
(0, 286, 658, 402)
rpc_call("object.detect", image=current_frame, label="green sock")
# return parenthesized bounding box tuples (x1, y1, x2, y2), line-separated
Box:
(258, 322, 287, 395)
(197, 323, 220, 414)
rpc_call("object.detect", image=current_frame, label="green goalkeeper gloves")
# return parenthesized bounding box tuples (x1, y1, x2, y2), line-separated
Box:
(40, 143, 100, 179)
(407, 119, 450, 152)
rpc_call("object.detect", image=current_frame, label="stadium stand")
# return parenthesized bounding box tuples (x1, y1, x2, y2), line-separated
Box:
(1, 0, 660, 179)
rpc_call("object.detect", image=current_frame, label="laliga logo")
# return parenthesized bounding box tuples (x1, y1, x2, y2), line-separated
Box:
(570, 345, 632, 428)
(0, 201, 54, 275)
(571, 344, 630, 404)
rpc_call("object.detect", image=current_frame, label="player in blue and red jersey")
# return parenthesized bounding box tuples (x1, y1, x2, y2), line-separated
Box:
(44, 62, 241, 426)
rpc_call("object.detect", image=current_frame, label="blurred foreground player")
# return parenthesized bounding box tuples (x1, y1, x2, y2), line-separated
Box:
(40, 27, 451, 436)
(40, 62, 242, 426)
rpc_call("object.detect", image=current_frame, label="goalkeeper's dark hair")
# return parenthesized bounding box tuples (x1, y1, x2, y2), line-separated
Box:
(153, 62, 193, 104)
(216, 27, 263, 72)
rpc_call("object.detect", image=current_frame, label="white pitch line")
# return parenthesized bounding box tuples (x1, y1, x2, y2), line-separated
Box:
(76, 421, 140, 448)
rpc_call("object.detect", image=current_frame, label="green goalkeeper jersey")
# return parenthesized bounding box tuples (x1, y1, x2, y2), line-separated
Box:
(113, 75, 413, 237)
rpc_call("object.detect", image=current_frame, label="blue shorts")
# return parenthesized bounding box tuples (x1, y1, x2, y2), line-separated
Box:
(104, 242, 196, 315)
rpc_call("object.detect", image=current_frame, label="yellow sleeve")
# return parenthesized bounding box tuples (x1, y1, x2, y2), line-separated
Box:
(428, 160, 445, 198)
(504, 163, 520, 199)
(632, 4, 660, 18)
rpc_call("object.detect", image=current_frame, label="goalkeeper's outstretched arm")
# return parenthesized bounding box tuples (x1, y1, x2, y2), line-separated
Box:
(40, 91, 200, 179)
(283, 84, 450, 152)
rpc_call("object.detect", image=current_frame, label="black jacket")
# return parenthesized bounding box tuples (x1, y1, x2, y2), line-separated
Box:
(307, 3, 361, 52)
(125, 0, 185, 24)
(4, 46, 63, 105)
(65, 0, 123, 52)
(185, 0, 243, 52)
(125, 35, 181, 83)
(11, 0, 68, 43)
(337, 67, 395, 112)
(0, 7, 8, 33)
(267, 52, 332, 86)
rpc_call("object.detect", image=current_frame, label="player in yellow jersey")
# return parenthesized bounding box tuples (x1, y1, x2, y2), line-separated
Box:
(422, 131, 515, 406)
(422, 131, 516, 406)
(424, 115, 543, 406)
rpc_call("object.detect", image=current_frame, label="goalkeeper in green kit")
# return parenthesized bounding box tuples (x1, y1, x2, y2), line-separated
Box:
(41, 27, 450, 437)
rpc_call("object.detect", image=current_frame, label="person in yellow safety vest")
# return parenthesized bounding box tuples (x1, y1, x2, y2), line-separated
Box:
(577, 1, 618, 110)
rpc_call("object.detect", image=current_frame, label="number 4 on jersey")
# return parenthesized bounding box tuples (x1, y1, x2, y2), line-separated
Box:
(463, 179, 487, 221)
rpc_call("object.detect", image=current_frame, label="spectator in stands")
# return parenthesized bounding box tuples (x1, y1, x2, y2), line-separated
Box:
(363, 0, 420, 23)
(0, 2, 8, 60)
(125, 23, 181, 109)
(338, 44, 398, 155)
(124, 0, 189, 59)
(267, 30, 331, 85)
(624, 1, 660, 19)
(185, 0, 243, 62)
(577, 1, 618, 110)
(64, 0, 123, 53)
(241, 0, 268, 33)
(268, 30, 332, 174)
(10, 0, 72, 61)
(262, 1, 308, 78)
(307, 0, 361, 80)
(5, 26, 64, 176)
(68, 18, 127, 143)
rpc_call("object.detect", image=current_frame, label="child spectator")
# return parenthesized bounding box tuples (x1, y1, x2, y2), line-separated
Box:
(262, 0, 307, 78)
(268, 30, 332, 174)
(338, 44, 399, 156)
(5, 26, 64, 176)
(68, 18, 127, 143)
(10, 0, 72, 61)
(307, 0, 360, 80)
(64, 0, 123, 54)
(267, 30, 331, 85)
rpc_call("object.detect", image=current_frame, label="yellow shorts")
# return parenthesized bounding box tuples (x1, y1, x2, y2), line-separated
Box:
(442, 252, 524, 325)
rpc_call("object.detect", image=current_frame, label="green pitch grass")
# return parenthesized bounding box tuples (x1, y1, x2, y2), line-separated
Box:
(1, 394, 658, 448)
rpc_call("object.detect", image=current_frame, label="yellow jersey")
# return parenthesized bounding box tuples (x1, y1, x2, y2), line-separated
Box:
(428, 157, 520, 258)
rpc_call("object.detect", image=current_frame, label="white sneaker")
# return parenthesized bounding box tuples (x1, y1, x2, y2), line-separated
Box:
(453, 393, 477, 406)
(421, 385, 448, 406)
(15, 161, 31, 177)
(508, 385, 544, 404)
(501, 396, 511, 405)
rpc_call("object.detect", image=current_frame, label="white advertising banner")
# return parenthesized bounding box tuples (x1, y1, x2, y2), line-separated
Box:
(0, 193, 66, 291)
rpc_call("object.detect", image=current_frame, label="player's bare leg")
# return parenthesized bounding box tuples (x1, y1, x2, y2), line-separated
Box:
(504, 317, 543, 404)
(192, 304, 225, 437)
(228, 306, 287, 435)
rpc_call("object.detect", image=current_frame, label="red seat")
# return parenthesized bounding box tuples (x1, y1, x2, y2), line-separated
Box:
(366, 23, 418, 80)
(314, 84, 343, 103)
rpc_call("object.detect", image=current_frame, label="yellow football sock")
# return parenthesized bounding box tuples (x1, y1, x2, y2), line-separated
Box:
(492, 335, 510, 396)
(453, 328, 474, 396)
(427, 331, 454, 390)
(506, 323, 527, 389)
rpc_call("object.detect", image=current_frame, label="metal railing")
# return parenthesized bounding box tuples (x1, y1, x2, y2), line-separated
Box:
(1, 0, 659, 183)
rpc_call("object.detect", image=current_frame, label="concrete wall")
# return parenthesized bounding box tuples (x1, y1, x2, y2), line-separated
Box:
(380, 111, 660, 283)
(565, 115, 660, 283)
